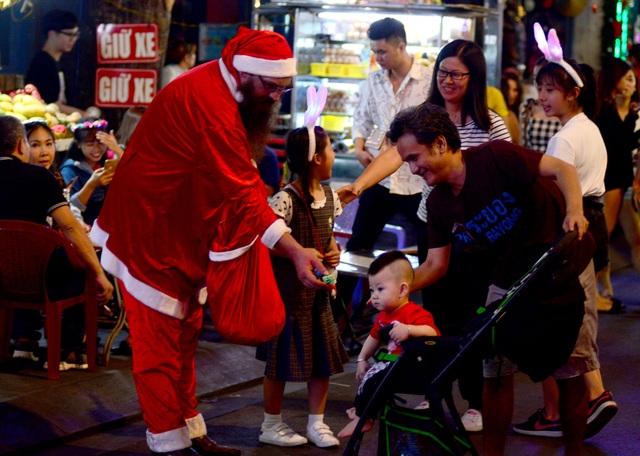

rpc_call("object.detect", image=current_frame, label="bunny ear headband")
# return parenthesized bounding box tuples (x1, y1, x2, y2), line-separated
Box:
(303, 85, 328, 161)
(533, 22, 583, 88)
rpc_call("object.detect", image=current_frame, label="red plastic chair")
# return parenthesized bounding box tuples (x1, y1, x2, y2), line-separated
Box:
(0, 220, 97, 380)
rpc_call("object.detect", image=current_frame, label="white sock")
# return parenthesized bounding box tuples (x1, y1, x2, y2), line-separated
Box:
(263, 412, 282, 429)
(308, 413, 324, 428)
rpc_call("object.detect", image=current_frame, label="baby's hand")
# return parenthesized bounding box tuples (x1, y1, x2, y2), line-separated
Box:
(389, 321, 410, 344)
(356, 360, 370, 382)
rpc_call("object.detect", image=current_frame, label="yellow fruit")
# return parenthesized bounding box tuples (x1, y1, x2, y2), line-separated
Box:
(0, 108, 4, 116)
(0, 101, 12, 112)
(45, 103, 60, 114)
(22, 94, 43, 106)
(6, 112, 27, 121)
(12, 102, 24, 115)
(45, 112, 59, 126)
(22, 104, 46, 118)
(0, 94, 11, 102)
(12, 94, 23, 104)
(67, 111, 82, 123)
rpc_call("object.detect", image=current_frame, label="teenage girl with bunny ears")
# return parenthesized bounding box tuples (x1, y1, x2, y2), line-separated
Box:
(256, 87, 349, 449)
(512, 23, 617, 448)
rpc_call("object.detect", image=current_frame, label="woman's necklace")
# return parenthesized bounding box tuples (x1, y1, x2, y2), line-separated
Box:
(448, 109, 463, 125)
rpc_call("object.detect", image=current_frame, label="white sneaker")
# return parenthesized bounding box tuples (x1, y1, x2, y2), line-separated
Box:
(42, 360, 88, 371)
(461, 408, 483, 432)
(259, 422, 307, 447)
(12, 350, 39, 362)
(306, 422, 339, 448)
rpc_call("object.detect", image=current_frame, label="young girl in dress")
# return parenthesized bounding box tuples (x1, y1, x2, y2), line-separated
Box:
(60, 118, 114, 226)
(257, 90, 349, 448)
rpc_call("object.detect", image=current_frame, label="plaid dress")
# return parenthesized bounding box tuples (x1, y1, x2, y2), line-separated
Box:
(257, 185, 349, 382)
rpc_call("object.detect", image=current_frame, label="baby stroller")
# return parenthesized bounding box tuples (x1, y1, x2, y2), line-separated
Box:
(343, 229, 594, 456)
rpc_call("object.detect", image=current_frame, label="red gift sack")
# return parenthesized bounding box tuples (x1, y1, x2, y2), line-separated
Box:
(206, 236, 285, 345)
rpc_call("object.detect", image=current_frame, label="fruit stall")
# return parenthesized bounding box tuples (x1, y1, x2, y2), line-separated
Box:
(0, 84, 81, 151)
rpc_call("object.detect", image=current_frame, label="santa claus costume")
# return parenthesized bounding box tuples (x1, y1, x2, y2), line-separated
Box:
(91, 27, 297, 455)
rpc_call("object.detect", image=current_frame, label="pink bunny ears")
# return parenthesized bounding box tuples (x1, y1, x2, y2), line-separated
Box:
(303, 85, 327, 161)
(533, 22, 583, 88)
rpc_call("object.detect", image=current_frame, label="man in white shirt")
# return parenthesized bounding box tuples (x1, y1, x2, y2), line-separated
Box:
(349, 18, 432, 253)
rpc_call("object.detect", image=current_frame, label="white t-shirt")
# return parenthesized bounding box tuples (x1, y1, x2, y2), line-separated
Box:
(546, 112, 607, 197)
(160, 64, 186, 89)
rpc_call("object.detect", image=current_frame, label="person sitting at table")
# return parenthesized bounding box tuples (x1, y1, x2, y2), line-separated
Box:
(0, 116, 113, 366)
(60, 118, 115, 226)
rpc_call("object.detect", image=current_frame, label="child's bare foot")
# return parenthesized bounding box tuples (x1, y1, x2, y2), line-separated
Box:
(337, 409, 374, 439)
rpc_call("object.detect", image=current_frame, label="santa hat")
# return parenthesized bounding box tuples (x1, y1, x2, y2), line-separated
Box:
(220, 26, 296, 102)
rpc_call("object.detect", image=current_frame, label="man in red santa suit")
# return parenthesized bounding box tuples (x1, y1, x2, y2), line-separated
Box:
(90, 27, 331, 456)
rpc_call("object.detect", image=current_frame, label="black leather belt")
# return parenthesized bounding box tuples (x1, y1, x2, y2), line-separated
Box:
(583, 195, 603, 209)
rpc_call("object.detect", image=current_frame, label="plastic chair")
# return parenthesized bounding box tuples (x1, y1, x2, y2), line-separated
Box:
(0, 220, 97, 380)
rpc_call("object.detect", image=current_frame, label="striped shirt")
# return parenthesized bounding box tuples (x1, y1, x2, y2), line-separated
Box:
(417, 110, 511, 221)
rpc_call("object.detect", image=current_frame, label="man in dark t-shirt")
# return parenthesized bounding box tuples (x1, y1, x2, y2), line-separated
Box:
(0, 151, 67, 224)
(387, 103, 593, 456)
(25, 9, 86, 115)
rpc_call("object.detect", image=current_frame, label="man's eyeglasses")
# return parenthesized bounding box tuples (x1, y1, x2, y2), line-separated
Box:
(436, 69, 471, 81)
(57, 30, 81, 39)
(258, 76, 293, 95)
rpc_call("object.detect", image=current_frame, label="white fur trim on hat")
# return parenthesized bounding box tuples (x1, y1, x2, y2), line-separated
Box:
(233, 55, 297, 78)
(219, 59, 243, 103)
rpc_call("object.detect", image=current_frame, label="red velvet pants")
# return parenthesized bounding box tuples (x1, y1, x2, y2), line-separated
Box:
(120, 283, 206, 452)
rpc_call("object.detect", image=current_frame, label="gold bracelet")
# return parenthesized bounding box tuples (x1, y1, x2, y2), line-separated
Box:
(407, 325, 411, 337)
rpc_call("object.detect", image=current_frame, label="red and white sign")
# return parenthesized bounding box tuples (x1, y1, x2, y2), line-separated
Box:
(97, 23, 159, 64)
(95, 68, 157, 108)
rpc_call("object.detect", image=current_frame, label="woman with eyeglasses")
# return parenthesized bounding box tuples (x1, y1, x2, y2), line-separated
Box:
(337, 39, 511, 433)
(339, 40, 510, 211)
